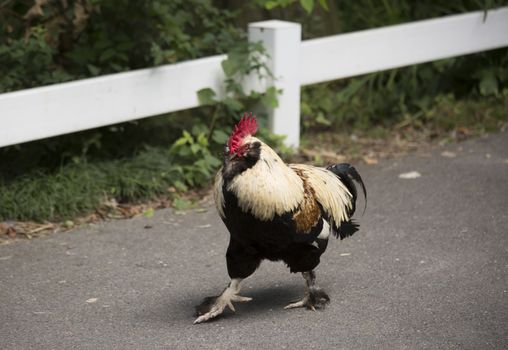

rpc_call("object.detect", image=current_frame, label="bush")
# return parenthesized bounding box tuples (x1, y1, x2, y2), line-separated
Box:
(0, 0, 242, 92)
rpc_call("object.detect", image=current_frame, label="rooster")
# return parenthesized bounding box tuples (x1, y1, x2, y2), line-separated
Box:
(194, 113, 366, 324)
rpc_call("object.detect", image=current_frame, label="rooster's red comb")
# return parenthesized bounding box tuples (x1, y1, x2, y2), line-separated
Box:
(228, 112, 258, 155)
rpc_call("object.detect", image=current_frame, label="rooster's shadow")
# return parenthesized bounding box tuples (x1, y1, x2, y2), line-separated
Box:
(234, 283, 302, 315)
(135, 282, 303, 325)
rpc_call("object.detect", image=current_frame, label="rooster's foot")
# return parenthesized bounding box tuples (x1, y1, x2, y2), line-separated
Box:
(284, 286, 330, 311)
(194, 288, 252, 324)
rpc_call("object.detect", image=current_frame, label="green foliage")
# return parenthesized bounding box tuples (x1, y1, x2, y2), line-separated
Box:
(0, 0, 242, 92)
(272, 0, 508, 39)
(419, 90, 508, 134)
(255, 0, 329, 13)
(0, 38, 284, 221)
(193, 40, 283, 153)
(169, 130, 221, 187)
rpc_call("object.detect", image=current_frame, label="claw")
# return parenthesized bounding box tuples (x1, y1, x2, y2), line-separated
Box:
(284, 297, 320, 311)
(194, 305, 225, 324)
(194, 293, 253, 324)
(284, 300, 305, 309)
(227, 300, 235, 312)
(231, 295, 252, 302)
(284, 288, 329, 311)
(194, 315, 208, 324)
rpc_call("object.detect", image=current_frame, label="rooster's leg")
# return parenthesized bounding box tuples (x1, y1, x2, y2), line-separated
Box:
(194, 239, 259, 324)
(194, 278, 252, 324)
(284, 271, 330, 311)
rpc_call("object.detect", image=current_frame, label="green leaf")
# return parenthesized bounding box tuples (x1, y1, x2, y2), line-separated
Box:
(190, 144, 200, 154)
(191, 124, 209, 136)
(212, 129, 229, 144)
(223, 97, 243, 111)
(99, 49, 116, 62)
(173, 197, 191, 210)
(222, 58, 239, 77)
(197, 88, 216, 106)
(264, 1, 279, 9)
(196, 133, 209, 147)
(204, 154, 221, 167)
(182, 130, 193, 142)
(300, 0, 314, 13)
(316, 112, 332, 126)
(172, 137, 188, 147)
(87, 64, 100, 76)
(301, 101, 312, 115)
(260, 0, 295, 9)
(261, 86, 280, 108)
(173, 180, 188, 192)
(318, 0, 329, 10)
(177, 147, 191, 157)
(479, 72, 499, 96)
(143, 208, 155, 218)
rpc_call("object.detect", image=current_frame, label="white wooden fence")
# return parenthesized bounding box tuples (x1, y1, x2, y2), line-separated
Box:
(1, 7, 507, 148)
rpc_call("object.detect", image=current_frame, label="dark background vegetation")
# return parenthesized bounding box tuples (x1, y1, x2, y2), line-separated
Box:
(1, 0, 507, 221)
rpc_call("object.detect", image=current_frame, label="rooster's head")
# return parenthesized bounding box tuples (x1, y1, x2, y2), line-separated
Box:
(222, 113, 263, 181)
(226, 112, 259, 159)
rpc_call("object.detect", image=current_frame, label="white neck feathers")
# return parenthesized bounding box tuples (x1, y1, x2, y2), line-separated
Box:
(227, 142, 304, 221)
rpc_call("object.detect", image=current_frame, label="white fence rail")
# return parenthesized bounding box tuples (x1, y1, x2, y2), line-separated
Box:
(1, 7, 507, 148)
(300, 7, 508, 85)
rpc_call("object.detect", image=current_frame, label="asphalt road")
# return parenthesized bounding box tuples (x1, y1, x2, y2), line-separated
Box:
(1, 131, 507, 350)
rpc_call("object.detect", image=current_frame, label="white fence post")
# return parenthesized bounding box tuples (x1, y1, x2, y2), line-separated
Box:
(248, 20, 302, 148)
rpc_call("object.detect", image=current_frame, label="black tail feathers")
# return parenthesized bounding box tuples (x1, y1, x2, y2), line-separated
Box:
(335, 219, 359, 240)
(326, 163, 367, 216)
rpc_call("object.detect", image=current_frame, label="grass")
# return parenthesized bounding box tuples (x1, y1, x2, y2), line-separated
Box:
(0, 147, 183, 221)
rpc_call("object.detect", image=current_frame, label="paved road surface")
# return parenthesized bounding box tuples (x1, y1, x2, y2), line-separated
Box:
(1, 132, 507, 349)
